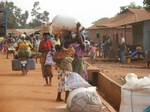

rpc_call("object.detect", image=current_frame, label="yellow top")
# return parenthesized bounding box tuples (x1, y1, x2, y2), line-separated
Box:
(18, 42, 28, 50)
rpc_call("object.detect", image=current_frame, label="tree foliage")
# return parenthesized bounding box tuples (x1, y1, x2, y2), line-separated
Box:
(29, 1, 49, 28)
(0, 1, 50, 29)
(20, 11, 29, 28)
(119, 2, 142, 14)
(0, 1, 29, 29)
(143, 0, 150, 9)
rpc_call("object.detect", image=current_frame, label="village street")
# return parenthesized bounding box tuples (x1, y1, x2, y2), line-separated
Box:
(0, 54, 115, 112)
(0, 54, 66, 112)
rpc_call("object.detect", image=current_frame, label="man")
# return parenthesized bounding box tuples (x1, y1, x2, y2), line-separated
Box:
(39, 33, 53, 85)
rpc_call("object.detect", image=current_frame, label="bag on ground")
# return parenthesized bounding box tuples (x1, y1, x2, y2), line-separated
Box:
(67, 87, 102, 112)
(120, 73, 150, 112)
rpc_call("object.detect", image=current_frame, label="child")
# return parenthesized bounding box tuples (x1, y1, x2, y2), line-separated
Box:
(44, 49, 55, 86)
(89, 43, 97, 63)
(56, 57, 73, 102)
(56, 57, 91, 102)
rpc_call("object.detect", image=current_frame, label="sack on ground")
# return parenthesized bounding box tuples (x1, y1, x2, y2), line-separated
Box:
(120, 73, 150, 112)
(67, 87, 102, 112)
(65, 72, 91, 90)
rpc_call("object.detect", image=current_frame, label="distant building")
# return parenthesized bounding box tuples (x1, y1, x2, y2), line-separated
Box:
(87, 18, 133, 46)
(87, 8, 150, 51)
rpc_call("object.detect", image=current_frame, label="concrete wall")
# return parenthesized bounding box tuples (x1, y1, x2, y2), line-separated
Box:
(97, 72, 121, 111)
(88, 69, 121, 111)
(143, 21, 150, 51)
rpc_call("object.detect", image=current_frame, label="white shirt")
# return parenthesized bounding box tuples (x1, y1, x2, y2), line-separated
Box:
(45, 51, 55, 65)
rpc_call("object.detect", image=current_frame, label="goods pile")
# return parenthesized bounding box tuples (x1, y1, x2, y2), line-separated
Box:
(67, 87, 102, 112)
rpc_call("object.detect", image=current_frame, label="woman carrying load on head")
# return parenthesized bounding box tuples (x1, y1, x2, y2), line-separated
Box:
(72, 23, 88, 81)
(39, 32, 54, 86)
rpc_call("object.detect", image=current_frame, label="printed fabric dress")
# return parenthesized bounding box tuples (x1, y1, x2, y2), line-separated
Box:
(72, 44, 88, 80)
(58, 71, 91, 92)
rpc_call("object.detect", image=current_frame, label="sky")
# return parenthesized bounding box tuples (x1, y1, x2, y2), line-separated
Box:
(1, 0, 143, 27)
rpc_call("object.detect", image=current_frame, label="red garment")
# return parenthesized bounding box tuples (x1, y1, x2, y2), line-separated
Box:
(39, 40, 53, 51)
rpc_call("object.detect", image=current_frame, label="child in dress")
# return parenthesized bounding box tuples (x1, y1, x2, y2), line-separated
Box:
(44, 49, 55, 86)
(56, 57, 73, 102)
(56, 57, 91, 102)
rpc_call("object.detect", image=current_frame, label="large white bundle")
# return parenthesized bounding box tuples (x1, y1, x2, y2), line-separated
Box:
(52, 15, 78, 33)
(67, 87, 102, 112)
(120, 73, 150, 112)
(65, 72, 91, 91)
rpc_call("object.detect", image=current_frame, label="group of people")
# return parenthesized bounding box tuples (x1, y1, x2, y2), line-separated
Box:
(0, 32, 41, 60)
(38, 23, 91, 102)
(0, 22, 93, 102)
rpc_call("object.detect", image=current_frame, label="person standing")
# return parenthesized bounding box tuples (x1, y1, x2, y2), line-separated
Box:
(39, 33, 53, 85)
(34, 35, 41, 62)
(89, 42, 97, 64)
(72, 23, 88, 80)
(56, 56, 73, 102)
(119, 37, 126, 64)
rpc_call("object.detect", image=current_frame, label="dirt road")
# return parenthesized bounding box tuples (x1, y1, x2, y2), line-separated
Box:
(0, 54, 66, 112)
(86, 58, 150, 85)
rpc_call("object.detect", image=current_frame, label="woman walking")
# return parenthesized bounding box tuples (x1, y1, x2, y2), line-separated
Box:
(39, 32, 53, 85)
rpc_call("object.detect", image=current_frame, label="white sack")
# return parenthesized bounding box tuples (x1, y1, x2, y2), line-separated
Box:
(67, 87, 102, 112)
(65, 72, 91, 91)
(120, 73, 150, 112)
(52, 15, 78, 33)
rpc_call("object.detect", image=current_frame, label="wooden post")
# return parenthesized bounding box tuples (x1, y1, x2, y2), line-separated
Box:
(124, 25, 127, 42)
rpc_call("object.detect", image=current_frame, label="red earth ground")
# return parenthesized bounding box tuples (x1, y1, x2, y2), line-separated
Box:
(0, 54, 66, 112)
(0, 54, 112, 112)
(89, 58, 150, 85)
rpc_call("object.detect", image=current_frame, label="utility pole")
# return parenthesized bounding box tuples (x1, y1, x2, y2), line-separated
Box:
(4, 0, 8, 37)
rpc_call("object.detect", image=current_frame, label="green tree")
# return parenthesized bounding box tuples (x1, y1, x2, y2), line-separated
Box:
(40, 11, 49, 23)
(30, 1, 49, 28)
(143, 0, 150, 9)
(31, 1, 40, 17)
(119, 2, 142, 14)
(20, 11, 29, 28)
(1, 1, 18, 28)
(0, 1, 29, 29)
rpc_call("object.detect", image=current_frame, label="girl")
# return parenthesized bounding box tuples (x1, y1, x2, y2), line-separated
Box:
(44, 49, 55, 86)
(56, 57, 91, 102)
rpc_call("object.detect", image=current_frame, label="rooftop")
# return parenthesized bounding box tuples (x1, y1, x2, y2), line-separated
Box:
(91, 8, 150, 28)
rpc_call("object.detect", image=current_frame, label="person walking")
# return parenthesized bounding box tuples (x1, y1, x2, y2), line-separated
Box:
(39, 32, 53, 85)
